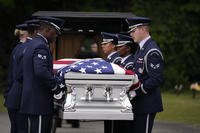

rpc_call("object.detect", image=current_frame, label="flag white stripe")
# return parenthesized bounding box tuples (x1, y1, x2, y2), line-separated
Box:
(53, 64, 69, 70)
(111, 63, 125, 74)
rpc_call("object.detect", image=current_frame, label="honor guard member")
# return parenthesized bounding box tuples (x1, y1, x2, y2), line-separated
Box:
(4, 21, 40, 133)
(4, 23, 29, 133)
(113, 33, 137, 133)
(20, 16, 65, 133)
(100, 32, 122, 133)
(116, 33, 137, 70)
(101, 32, 122, 65)
(126, 16, 164, 133)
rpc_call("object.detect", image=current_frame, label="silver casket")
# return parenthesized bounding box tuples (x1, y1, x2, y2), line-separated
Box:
(60, 72, 134, 120)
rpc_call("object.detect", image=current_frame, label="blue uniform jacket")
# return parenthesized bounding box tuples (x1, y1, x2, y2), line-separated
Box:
(120, 54, 135, 70)
(106, 51, 122, 65)
(131, 38, 164, 114)
(4, 42, 25, 109)
(20, 35, 56, 115)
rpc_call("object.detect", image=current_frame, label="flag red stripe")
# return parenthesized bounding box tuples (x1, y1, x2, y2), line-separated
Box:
(53, 60, 76, 64)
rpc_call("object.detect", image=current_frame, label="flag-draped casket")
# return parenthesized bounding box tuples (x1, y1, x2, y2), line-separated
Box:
(53, 58, 136, 120)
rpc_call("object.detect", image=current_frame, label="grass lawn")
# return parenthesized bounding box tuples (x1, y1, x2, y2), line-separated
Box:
(1, 92, 200, 126)
(0, 94, 6, 112)
(156, 92, 200, 126)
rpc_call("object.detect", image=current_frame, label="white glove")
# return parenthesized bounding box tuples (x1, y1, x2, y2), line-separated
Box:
(128, 90, 136, 100)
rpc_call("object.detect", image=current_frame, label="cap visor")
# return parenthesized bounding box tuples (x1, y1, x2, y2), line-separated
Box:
(101, 41, 109, 44)
(128, 27, 137, 33)
(116, 43, 126, 47)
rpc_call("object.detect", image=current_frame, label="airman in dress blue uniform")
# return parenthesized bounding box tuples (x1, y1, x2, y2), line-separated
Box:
(20, 16, 65, 133)
(100, 32, 122, 133)
(126, 16, 164, 133)
(116, 33, 137, 70)
(113, 33, 137, 133)
(4, 20, 40, 133)
(101, 32, 122, 65)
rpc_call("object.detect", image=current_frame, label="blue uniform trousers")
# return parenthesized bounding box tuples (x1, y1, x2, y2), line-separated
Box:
(113, 113, 155, 133)
(113, 120, 133, 133)
(104, 120, 113, 133)
(28, 114, 52, 133)
(8, 108, 28, 133)
(132, 113, 156, 133)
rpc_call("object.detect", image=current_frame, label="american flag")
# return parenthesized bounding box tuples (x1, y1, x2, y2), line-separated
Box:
(70, 58, 127, 74)
(53, 58, 135, 102)
(54, 58, 134, 87)
(55, 58, 134, 76)
(53, 59, 81, 103)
